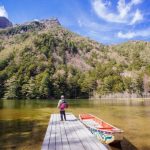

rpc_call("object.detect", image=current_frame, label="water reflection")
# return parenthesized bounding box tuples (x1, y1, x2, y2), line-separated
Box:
(0, 119, 46, 150)
(0, 99, 56, 109)
(0, 99, 150, 150)
(109, 138, 138, 150)
(91, 98, 150, 106)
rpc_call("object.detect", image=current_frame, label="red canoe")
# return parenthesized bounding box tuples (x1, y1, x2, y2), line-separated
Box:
(79, 114, 124, 144)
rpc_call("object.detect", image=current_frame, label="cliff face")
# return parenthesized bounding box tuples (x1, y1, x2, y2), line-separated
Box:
(41, 18, 61, 27)
(0, 17, 13, 28)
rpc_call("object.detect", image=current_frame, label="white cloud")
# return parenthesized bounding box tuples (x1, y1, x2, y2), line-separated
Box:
(118, 31, 136, 39)
(33, 19, 39, 22)
(131, 0, 142, 5)
(92, 0, 143, 24)
(77, 17, 124, 32)
(117, 28, 150, 39)
(0, 6, 8, 18)
(78, 19, 101, 30)
(130, 9, 143, 25)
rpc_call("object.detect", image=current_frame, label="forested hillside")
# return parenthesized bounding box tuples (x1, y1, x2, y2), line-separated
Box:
(0, 19, 150, 99)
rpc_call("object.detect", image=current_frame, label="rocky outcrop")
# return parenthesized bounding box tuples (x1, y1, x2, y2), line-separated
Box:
(41, 18, 61, 28)
(22, 18, 61, 28)
(0, 18, 61, 36)
(0, 17, 13, 28)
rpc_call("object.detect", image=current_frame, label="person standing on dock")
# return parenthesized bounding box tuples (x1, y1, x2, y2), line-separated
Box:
(57, 95, 68, 121)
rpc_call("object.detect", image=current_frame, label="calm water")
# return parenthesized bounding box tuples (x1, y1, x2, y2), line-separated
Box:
(0, 99, 150, 150)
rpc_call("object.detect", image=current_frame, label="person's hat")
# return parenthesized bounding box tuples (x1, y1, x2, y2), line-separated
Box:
(61, 95, 64, 99)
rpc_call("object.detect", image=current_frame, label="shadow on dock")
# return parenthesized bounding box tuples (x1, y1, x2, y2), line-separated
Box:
(109, 137, 138, 150)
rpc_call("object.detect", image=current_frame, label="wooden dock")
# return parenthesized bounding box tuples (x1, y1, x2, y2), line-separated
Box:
(42, 113, 108, 150)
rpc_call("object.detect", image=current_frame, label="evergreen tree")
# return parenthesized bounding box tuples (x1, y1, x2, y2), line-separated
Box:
(3, 76, 19, 99)
(22, 78, 37, 99)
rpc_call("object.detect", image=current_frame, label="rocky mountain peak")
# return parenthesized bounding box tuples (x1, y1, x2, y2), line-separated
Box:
(41, 18, 61, 28)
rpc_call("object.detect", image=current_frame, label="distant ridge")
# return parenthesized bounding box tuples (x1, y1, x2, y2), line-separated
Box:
(0, 17, 13, 29)
(0, 18, 61, 36)
(21, 18, 61, 27)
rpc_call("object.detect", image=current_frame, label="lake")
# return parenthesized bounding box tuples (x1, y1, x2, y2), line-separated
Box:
(0, 99, 150, 150)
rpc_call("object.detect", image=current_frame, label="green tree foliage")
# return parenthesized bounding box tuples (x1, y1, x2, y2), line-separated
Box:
(21, 78, 37, 99)
(68, 41, 78, 54)
(0, 20, 149, 99)
(0, 60, 8, 71)
(36, 71, 51, 98)
(123, 76, 143, 94)
(0, 41, 4, 52)
(34, 33, 57, 58)
(0, 70, 8, 98)
(3, 76, 20, 99)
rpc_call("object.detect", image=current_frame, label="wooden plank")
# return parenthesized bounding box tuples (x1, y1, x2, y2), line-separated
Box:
(64, 113, 85, 150)
(67, 114, 97, 150)
(66, 114, 108, 150)
(81, 125, 109, 149)
(75, 116, 108, 150)
(58, 114, 70, 150)
(48, 114, 56, 150)
(42, 113, 108, 150)
(55, 114, 63, 150)
(68, 113, 100, 150)
(68, 115, 88, 150)
(41, 115, 53, 150)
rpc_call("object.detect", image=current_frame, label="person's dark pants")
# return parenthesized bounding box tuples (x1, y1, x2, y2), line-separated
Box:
(60, 110, 66, 121)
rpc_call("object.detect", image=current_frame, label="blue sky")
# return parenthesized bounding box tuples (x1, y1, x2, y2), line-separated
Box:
(0, 0, 150, 44)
